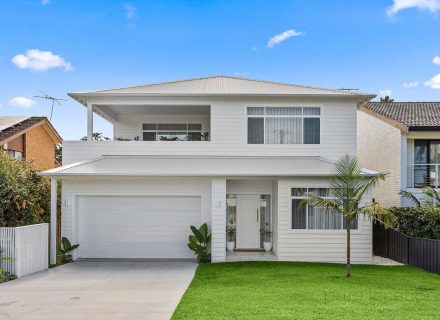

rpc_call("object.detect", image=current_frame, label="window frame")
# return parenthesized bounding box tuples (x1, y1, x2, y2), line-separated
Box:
(246, 106, 322, 145)
(141, 122, 204, 141)
(290, 187, 359, 231)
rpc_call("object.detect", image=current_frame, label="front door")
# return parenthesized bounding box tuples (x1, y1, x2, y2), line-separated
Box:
(236, 194, 260, 249)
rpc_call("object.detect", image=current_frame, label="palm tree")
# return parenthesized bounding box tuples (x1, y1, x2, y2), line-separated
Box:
(380, 95, 394, 102)
(299, 155, 393, 277)
(400, 187, 440, 207)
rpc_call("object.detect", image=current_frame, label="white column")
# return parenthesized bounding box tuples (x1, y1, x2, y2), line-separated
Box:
(50, 178, 57, 265)
(87, 103, 93, 141)
(211, 178, 227, 262)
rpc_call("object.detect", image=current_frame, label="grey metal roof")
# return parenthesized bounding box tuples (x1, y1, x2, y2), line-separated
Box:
(39, 155, 375, 177)
(361, 102, 440, 129)
(68, 76, 375, 98)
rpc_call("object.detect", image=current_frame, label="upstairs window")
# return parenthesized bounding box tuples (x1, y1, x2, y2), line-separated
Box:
(247, 107, 320, 144)
(142, 123, 203, 141)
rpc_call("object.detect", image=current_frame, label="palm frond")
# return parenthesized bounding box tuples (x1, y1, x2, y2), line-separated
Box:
(422, 187, 440, 207)
(399, 190, 421, 207)
(299, 195, 342, 213)
(361, 203, 395, 226)
(353, 172, 387, 203)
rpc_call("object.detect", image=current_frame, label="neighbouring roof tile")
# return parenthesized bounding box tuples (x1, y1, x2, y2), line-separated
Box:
(361, 102, 440, 128)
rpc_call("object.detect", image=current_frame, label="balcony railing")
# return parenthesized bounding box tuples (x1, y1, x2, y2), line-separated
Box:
(407, 164, 440, 188)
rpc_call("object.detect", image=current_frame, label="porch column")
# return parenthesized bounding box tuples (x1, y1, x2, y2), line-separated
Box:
(50, 178, 57, 265)
(87, 103, 93, 141)
(211, 178, 227, 262)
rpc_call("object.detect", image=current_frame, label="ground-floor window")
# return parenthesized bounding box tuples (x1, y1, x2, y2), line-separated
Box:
(291, 188, 357, 230)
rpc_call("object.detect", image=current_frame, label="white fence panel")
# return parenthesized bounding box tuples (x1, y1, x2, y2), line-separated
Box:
(0, 223, 49, 278)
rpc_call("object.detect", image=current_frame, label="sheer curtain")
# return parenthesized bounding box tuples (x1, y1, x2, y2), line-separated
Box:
(308, 206, 342, 229)
(265, 118, 302, 144)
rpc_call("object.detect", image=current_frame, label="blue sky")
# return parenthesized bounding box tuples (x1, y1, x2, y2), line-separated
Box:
(1, 0, 439, 139)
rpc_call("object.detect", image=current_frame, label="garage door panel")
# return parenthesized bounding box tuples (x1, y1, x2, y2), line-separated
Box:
(77, 195, 201, 259)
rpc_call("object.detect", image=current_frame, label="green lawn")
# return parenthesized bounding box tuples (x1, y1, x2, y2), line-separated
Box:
(172, 262, 440, 320)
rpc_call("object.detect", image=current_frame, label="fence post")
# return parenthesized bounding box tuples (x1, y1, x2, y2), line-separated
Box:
(407, 236, 410, 264)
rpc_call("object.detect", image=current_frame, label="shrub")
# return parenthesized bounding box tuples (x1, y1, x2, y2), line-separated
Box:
(0, 153, 50, 227)
(188, 223, 211, 263)
(391, 207, 440, 240)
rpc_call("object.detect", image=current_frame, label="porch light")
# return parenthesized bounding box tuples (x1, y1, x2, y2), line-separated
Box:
(226, 197, 237, 207)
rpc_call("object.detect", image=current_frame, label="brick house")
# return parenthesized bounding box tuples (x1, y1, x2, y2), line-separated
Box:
(0, 116, 62, 169)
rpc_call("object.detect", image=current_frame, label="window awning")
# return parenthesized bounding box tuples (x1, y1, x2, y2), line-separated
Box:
(39, 155, 377, 178)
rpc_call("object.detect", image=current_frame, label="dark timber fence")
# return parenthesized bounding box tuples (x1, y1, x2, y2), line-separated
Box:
(373, 221, 440, 275)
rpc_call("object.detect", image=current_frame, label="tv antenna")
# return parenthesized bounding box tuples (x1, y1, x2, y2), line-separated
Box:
(33, 91, 67, 121)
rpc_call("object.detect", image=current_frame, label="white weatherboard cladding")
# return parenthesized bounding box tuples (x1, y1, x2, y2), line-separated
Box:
(211, 179, 226, 262)
(62, 97, 358, 165)
(276, 177, 372, 264)
(77, 195, 201, 258)
(61, 177, 212, 259)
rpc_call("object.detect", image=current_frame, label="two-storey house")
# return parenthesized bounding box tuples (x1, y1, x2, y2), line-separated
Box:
(41, 76, 375, 264)
(358, 101, 440, 207)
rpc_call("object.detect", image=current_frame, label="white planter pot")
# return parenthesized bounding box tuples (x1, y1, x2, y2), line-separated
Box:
(226, 241, 235, 251)
(263, 241, 272, 252)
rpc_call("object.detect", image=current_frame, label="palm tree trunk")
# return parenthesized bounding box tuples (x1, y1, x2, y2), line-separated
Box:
(346, 222, 351, 277)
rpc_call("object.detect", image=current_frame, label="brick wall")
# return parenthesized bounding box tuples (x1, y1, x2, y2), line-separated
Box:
(357, 110, 402, 207)
(25, 125, 56, 170)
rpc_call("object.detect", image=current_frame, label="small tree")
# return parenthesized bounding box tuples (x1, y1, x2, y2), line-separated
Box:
(380, 95, 394, 102)
(0, 153, 50, 227)
(300, 155, 393, 277)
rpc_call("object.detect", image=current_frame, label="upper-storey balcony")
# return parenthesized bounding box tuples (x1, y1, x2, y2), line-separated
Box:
(406, 139, 440, 188)
(87, 103, 211, 142)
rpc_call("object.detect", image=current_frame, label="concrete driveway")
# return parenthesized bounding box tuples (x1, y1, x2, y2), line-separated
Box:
(0, 260, 197, 320)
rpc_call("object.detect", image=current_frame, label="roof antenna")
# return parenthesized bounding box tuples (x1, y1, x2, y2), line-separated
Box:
(33, 91, 67, 121)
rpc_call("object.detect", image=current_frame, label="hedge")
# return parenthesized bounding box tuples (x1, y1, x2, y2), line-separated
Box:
(0, 153, 50, 227)
(391, 207, 440, 240)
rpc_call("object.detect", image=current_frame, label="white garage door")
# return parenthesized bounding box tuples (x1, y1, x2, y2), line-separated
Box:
(77, 195, 201, 259)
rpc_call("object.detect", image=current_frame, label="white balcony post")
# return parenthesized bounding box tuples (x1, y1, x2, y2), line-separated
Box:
(50, 179, 57, 265)
(87, 103, 93, 141)
(436, 165, 439, 189)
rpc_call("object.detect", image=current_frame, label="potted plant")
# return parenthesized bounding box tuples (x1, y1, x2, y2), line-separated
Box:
(226, 219, 235, 251)
(261, 223, 272, 252)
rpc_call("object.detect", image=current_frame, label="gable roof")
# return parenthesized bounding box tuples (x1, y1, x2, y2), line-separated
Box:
(360, 102, 440, 131)
(0, 116, 62, 145)
(68, 75, 375, 100)
(39, 155, 377, 178)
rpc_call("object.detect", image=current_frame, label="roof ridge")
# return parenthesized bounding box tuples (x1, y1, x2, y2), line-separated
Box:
(74, 75, 360, 95)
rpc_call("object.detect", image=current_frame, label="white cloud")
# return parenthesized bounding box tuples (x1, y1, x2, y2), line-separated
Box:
(9, 97, 35, 108)
(267, 29, 303, 48)
(124, 3, 136, 19)
(387, 0, 440, 17)
(402, 80, 419, 88)
(0, 104, 3, 109)
(12, 49, 73, 72)
(41, 0, 50, 4)
(433, 56, 440, 65)
(424, 73, 440, 89)
(379, 89, 393, 97)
